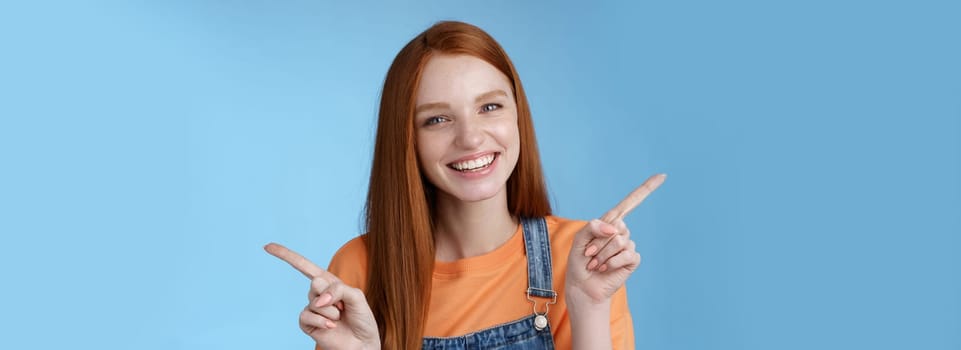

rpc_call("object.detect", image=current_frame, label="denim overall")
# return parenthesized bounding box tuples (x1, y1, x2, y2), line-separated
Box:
(422, 217, 557, 350)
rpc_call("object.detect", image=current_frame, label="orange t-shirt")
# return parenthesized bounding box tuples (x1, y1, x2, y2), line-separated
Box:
(326, 215, 636, 349)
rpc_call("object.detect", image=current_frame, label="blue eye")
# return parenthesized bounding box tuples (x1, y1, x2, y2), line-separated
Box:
(481, 103, 502, 113)
(425, 116, 447, 126)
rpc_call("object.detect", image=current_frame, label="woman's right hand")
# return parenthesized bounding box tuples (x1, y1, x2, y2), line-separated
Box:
(265, 243, 381, 350)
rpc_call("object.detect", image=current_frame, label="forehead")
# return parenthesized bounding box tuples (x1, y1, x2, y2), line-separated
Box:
(415, 54, 513, 104)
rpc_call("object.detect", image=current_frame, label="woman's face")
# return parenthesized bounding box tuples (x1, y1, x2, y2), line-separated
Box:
(414, 54, 520, 204)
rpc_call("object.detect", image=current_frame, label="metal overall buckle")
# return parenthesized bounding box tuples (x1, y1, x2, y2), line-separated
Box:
(526, 287, 557, 331)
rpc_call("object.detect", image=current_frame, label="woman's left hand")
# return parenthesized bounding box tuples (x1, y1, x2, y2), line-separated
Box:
(565, 174, 666, 305)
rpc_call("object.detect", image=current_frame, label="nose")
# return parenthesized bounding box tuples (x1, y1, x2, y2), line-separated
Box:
(454, 115, 483, 150)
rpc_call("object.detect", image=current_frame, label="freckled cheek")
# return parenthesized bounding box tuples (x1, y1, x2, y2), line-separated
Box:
(414, 134, 435, 166)
(491, 124, 521, 151)
(416, 132, 454, 166)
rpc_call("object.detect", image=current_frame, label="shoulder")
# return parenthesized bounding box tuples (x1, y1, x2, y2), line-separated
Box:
(327, 235, 369, 291)
(543, 215, 588, 254)
(544, 215, 587, 242)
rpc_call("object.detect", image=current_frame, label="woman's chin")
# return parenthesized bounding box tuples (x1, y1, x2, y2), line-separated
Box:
(440, 185, 506, 204)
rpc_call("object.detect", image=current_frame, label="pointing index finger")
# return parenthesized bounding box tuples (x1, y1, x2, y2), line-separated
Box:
(601, 173, 667, 223)
(264, 242, 328, 280)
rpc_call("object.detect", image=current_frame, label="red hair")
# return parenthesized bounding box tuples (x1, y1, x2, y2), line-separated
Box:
(364, 20, 552, 349)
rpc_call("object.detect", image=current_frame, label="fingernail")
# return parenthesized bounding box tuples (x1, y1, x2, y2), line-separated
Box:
(587, 259, 598, 270)
(585, 245, 598, 256)
(599, 264, 609, 272)
(326, 321, 336, 329)
(315, 293, 332, 307)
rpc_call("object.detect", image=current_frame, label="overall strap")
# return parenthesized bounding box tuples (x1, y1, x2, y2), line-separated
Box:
(521, 217, 556, 299)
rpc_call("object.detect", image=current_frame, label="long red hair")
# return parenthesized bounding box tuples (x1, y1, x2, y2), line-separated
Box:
(364, 20, 552, 349)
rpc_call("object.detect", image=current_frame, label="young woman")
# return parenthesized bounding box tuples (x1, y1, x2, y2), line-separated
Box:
(266, 20, 665, 349)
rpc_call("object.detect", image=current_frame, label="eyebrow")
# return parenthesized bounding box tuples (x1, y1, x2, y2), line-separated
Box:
(415, 89, 509, 115)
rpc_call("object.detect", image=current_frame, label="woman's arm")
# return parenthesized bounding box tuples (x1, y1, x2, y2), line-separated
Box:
(565, 174, 665, 349)
(564, 219, 635, 350)
(567, 289, 614, 349)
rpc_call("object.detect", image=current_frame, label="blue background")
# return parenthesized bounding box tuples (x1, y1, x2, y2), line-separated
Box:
(1, 1, 958, 349)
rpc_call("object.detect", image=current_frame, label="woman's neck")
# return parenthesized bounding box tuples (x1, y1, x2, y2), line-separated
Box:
(432, 190, 519, 262)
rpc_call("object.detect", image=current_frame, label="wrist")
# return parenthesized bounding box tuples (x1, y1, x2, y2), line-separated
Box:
(565, 288, 613, 350)
(565, 287, 612, 316)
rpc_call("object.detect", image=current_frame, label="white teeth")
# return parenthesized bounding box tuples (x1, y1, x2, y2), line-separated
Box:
(450, 153, 495, 171)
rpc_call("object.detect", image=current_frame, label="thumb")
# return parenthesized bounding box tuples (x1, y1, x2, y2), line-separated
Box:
(576, 219, 617, 249)
(324, 282, 367, 314)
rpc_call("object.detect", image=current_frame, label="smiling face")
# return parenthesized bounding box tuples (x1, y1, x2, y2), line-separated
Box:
(414, 54, 520, 204)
